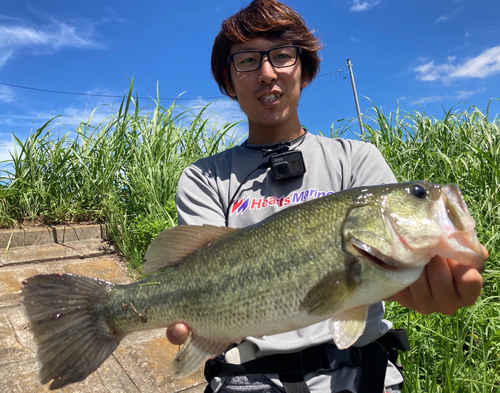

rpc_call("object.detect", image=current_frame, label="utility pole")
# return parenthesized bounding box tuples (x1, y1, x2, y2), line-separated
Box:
(347, 59, 364, 135)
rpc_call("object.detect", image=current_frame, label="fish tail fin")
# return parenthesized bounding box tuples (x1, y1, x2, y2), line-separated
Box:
(21, 274, 124, 390)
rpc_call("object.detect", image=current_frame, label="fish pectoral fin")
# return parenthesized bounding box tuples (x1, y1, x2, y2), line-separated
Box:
(328, 306, 369, 349)
(299, 270, 352, 316)
(169, 334, 233, 379)
(144, 225, 237, 274)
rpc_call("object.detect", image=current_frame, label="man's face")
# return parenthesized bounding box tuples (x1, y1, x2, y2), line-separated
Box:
(225, 38, 308, 134)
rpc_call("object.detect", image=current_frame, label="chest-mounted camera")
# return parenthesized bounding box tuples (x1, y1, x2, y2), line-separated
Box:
(263, 143, 306, 181)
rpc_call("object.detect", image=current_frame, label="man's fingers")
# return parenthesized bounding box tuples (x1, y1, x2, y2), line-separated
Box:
(424, 256, 457, 315)
(481, 245, 489, 261)
(402, 263, 434, 314)
(452, 263, 483, 307)
(167, 323, 190, 345)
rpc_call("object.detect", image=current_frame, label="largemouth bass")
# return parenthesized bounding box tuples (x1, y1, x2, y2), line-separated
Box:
(21, 182, 486, 390)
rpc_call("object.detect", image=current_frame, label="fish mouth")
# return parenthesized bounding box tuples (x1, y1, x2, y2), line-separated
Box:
(349, 239, 402, 271)
(431, 184, 486, 271)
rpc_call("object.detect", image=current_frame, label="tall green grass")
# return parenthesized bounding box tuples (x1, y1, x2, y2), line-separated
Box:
(1, 85, 498, 391)
(0, 81, 240, 275)
(332, 101, 500, 392)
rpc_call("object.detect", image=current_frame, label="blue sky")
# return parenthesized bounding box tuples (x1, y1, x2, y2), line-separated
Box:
(0, 0, 499, 161)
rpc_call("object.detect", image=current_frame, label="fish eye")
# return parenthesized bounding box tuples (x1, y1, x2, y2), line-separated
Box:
(411, 184, 427, 198)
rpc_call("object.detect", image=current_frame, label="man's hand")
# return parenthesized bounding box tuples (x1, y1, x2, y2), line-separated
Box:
(167, 323, 190, 345)
(390, 245, 488, 315)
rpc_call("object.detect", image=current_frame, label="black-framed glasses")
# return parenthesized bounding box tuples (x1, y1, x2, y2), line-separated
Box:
(226, 45, 302, 72)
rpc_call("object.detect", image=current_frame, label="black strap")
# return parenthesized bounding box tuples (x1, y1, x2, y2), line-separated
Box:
(358, 341, 388, 393)
(204, 329, 410, 393)
(279, 374, 310, 393)
(358, 329, 410, 393)
(204, 342, 355, 379)
(377, 328, 410, 367)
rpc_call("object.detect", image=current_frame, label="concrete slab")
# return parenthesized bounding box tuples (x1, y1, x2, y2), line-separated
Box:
(95, 355, 140, 392)
(8, 356, 169, 393)
(1, 244, 81, 266)
(0, 224, 106, 249)
(0, 305, 139, 392)
(23, 227, 57, 247)
(70, 240, 115, 259)
(33, 262, 66, 276)
(0, 358, 116, 393)
(0, 230, 26, 249)
(0, 314, 33, 366)
(184, 383, 209, 392)
(0, 268, 36, 308)
(57, 225, 106, 243)
(6, 306, 35, 352)
(0, 241, 114, 267)
(0, 359, 53, 393)
(63, 258, 131, 284)
(114, 335, 206, 392)
(0, 225, 211, 392)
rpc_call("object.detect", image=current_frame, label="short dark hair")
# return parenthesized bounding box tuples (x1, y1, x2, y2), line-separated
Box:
(211, 0, 322, 98)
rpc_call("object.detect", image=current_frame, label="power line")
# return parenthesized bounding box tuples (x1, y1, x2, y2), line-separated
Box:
(0, 82, 223, 100)
(317, 69, 348, 80)
(0, 71, 346, 100)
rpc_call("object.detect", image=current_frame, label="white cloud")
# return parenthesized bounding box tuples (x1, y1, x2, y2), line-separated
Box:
(0, 84, 15, 103)
(350, 0, 381, 12)
(62, 106, 115, 128)
(102, 7, 128, 23)
(455, 88, 487, 99)
(0, 49, 13, 68)
(0, 140, 15, 164)
(414, 46, 500, 83)
(44, 88, 127, 129)
(0, 17, 103, 70)
(411, 87, 487, 105)
(450, 46, 500, 78)
(41, 94, 246, 139)
(436, 8, 461, 23)
(0, 23, 102, 50)
(414, 60, 455, 82)
(0, 15, 24, 22)
(181, 98, 248, 141)
(0, 87, 122, 135)
(413, 96, 444, 105)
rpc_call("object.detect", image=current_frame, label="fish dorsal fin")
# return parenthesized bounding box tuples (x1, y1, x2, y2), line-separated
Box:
(328, 306, 369, 349)
(169, 333, 234, 379)
(143, 225, 237, 274)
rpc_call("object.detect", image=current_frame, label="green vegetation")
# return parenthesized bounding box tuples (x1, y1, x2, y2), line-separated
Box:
(333, 101, 500, 392)
(0, 83, 498, 391)
(0, 81, 240, 274)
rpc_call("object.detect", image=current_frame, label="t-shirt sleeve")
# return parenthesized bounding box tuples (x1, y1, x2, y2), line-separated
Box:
(349, 141, 397, 187)
(176, 163, 227, 226)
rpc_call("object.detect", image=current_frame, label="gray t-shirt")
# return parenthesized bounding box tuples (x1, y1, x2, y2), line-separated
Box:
(176, 133, 403, 391)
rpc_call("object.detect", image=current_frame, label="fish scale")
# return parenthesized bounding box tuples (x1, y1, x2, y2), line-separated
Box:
(21, 181, 486, 390)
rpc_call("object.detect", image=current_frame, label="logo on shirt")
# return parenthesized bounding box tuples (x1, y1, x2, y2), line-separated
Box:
(230, 188, 335, 216)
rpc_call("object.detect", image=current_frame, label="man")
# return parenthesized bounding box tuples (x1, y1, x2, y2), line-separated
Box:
(167, 1, 486, 392)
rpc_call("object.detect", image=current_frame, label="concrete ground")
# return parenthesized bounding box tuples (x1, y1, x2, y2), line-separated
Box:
(0, 225, 207, 393)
